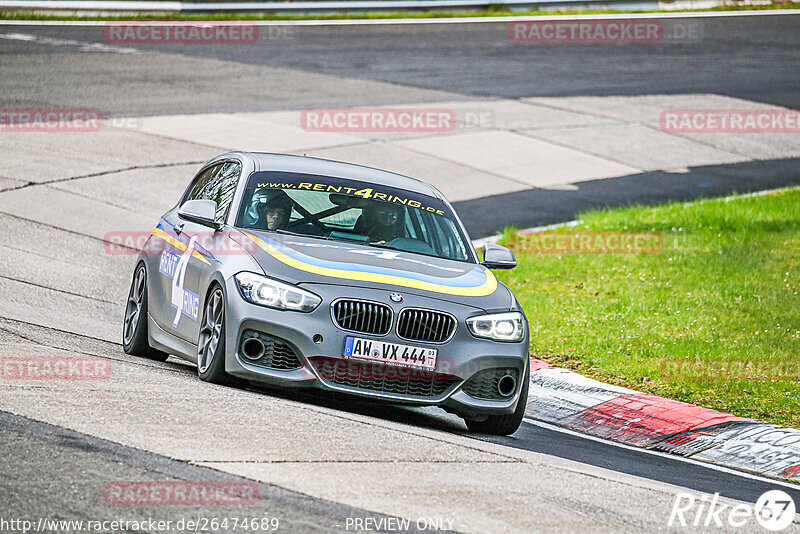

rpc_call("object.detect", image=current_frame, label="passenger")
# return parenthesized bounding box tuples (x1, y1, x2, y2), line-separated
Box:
(355, 203, 405, 244)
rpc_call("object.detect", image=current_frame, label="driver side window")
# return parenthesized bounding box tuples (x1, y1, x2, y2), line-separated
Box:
(184, 162, 241, 222)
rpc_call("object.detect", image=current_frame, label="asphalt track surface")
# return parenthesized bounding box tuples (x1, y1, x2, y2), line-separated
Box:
(1, 411, 415, 533)
(2, 15, 799, 114)
(1, 13, 800, 533)
(2, 15, 800, 235)
(458, 157, 800, 237)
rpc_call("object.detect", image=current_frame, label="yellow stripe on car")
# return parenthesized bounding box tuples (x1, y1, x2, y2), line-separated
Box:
(150, 228, 211, 265)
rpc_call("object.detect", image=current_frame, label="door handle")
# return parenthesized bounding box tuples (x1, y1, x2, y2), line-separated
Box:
(173, 223, 185, 235)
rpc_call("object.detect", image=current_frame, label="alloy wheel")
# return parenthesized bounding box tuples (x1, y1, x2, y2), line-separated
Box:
(197, 288, 224, 374)
(123, 266, 146, 346)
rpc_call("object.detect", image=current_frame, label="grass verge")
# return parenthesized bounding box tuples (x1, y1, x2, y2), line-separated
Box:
(495, 188, 800, 427)
(0, 1, 798, 21)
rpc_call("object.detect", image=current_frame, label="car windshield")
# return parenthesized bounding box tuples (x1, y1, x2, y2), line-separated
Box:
(235, 171, 473, 262)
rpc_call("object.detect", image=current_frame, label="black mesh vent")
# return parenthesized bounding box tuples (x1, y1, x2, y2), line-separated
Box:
(397, 309, 456, 343)
(239, 330, 302, 370)
(332, 300, 392, 335)
(462, 368, 520, 400)
(310, 357, 458, 398)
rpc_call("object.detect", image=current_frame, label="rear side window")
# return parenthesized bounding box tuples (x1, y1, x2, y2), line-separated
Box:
(185, 164, 222, 202)
(184, 162, 241, 222)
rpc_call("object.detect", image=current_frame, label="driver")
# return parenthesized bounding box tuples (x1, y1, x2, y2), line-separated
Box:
(355, 203, 405, 244)
(254, 190, 293, 231)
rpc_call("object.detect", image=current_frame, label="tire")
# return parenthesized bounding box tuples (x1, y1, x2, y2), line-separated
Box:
(464, 368, 529, 436)
(197, 285, 234, 385)
(122, 263, 169, 362)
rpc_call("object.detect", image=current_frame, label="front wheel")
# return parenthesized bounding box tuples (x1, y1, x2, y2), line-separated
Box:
(122, 263, 168, 362)
(464, 369, 529, 436)
(197, 285, 234, 385)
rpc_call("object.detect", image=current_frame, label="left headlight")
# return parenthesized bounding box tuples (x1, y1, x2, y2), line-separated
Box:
(234, 272, 321, 312)
(466, 312, 526, 342)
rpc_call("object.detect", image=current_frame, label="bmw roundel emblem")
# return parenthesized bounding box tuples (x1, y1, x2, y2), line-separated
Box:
(389, 293, 403, 303)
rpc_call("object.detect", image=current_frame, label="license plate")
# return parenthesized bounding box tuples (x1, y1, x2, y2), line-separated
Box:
(343, 336, 437, 371)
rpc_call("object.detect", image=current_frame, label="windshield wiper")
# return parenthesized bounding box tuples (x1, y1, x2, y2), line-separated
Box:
(368, 241, 456, 262)
(324, 231, 370, 245)
(254, 228, 306, 237)
(272, 228, 304, 236)
(267, 228, 366, 244)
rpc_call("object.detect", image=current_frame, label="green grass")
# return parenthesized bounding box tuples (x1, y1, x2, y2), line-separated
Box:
(1, 1, 798, 21)
(495, 188, 800, 427)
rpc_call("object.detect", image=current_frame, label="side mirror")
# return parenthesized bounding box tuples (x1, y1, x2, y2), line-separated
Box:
(178, 199, 222, 230)
(481, 243, 516, 270)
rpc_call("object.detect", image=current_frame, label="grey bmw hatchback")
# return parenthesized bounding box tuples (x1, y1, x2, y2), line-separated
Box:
(123, 152, 529, 435)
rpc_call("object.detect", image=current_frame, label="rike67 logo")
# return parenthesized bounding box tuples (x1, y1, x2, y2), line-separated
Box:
(669, 490, 796, 531)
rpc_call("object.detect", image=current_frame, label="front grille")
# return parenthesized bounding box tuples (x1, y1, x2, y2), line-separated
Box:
(397, 309, 456, 343)
(462, 368, 520, 400)
(331, 299, 392, 335)
(239, 330, 302, 370)
(310, 357, 458, 398)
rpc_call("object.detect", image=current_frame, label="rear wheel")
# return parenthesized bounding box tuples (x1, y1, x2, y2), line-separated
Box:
(464, 369, 529, 436)
(197, 285, 234, 385)
(122, 263, 169, 361)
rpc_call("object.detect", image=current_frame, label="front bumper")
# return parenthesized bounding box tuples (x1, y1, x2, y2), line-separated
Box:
(222, 278, 529, 417)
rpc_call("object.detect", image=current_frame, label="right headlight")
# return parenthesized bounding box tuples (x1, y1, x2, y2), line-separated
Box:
(234, 272, 321, 312)
(466, 312, 525, 342)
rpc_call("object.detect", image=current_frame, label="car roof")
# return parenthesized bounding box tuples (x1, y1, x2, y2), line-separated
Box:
(238, 152, 443, 199)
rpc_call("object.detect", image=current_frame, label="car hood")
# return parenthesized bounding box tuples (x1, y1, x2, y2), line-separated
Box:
(230, 229, 513, 310)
